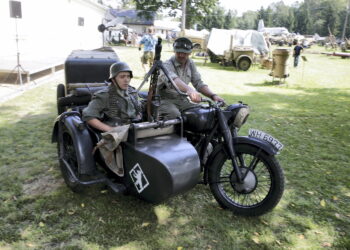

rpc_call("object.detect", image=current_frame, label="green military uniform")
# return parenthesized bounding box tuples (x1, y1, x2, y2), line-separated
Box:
(82, 84, 140, 127)
(157, 55, 208, 119)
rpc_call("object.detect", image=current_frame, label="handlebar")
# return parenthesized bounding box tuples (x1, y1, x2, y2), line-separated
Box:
(200, 97, 225, 107)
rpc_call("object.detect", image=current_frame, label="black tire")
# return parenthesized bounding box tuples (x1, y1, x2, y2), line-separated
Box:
(57, 84, 66, 115)
(237, 57, 251, 71)
(209, 144, 284, 216)
(58, 124, 84, 193)
(193, 44, 201, 50)
(207, 49, 218, 63)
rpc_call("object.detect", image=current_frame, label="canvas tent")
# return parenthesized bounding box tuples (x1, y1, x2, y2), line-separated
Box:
(207, 28, 269, 56)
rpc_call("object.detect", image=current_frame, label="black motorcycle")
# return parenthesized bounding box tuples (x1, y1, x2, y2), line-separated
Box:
(53, 38, 284, 216)
(180, 99, 284, 216)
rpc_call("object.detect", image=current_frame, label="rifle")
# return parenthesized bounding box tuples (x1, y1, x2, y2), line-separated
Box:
(146, 37, 162, 122)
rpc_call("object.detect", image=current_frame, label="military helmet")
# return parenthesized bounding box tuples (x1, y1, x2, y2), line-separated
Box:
(109, 61, 133, 80)
(173, 37, 193, 53)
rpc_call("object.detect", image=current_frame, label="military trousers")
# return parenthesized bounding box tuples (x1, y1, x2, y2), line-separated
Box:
(159, 97, 199, 120)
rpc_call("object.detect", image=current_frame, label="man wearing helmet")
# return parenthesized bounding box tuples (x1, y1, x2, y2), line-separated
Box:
(82, 62, 141, 132)
(157, 37, 225, 120)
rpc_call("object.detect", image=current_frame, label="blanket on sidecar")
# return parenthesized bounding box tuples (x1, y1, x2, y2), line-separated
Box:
(94, 125, 130, 177)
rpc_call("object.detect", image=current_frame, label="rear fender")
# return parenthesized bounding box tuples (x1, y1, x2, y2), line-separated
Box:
(204, 136, 278, 183)
(236, 55, 252, 63)
(54, 111, 96, 175)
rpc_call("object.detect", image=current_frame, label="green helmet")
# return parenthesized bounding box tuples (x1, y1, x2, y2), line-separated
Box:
(109, 61, 133, 80)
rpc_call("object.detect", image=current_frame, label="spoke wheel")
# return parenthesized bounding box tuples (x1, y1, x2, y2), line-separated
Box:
(209, 144, 284, 216)
(58, 125, 84, 193)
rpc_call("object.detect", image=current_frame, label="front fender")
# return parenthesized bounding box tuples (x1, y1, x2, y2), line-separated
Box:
(54, 111, 96, 175)
(233, 136, 278, 155)
(204, 136, 278, 183)
(51, 114, 63, 143)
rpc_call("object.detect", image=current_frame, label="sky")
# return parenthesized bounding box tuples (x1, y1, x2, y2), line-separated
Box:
(219, 0, 303, 15)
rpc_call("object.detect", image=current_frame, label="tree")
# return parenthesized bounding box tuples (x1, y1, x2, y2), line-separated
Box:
(198, 6, 225, 29)
(237, 11, 258, 30)
(133, 0, 219, 29)
(224, 9, 236, 29)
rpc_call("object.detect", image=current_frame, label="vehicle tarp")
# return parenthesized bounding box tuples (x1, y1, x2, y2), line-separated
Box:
(207, 28, 269, 56)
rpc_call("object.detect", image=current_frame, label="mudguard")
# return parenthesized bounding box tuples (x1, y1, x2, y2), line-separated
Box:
(236, 55, 252, 64)
(52, 112, 96, 175)
(204, 136, 278, 183)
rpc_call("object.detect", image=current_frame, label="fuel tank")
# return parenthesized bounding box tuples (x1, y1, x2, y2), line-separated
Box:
(122, 134, 200, 203)
(183, 107, 216, 132)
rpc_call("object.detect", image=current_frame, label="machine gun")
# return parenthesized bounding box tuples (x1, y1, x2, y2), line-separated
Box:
(146, 37, 162, 121)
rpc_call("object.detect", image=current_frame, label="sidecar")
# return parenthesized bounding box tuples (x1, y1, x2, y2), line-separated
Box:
(52, 48, 200, 203)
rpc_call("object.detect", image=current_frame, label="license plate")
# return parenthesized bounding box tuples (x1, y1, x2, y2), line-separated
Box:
(248, 129, 284, 151)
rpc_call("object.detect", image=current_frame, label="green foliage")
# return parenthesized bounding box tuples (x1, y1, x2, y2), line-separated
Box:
(134, 0, 219, 29)
(131, 0, 348, 37)
(198, 5, 225, 30)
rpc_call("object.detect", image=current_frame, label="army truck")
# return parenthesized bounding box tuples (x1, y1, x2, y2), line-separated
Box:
(179, 29, 209, 50)
(207, 28, 269, 71)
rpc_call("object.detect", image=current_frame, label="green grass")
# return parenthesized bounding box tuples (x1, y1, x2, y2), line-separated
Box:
(0, 45, 349, 249)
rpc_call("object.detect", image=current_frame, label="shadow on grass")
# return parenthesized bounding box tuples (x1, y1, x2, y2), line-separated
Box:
(1, 88, 350, 249)
(244, 80, 288, 87)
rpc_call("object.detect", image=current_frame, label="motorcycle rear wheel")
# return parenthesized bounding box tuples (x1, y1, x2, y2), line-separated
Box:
(209, 144, 284, 216)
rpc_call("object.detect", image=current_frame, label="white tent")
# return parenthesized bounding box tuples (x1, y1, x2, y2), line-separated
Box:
(207, 28, 269, 56)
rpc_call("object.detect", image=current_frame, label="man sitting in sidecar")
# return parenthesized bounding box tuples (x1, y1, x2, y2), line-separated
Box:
(82, 61, 141, 132)
(81, 61, 141, 177)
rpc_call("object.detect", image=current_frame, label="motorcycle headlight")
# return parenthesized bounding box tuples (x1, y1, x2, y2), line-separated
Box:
(233, 107, 250, 128)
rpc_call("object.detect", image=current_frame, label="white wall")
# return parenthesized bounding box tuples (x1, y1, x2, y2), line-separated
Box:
(0, 0, 107, 59)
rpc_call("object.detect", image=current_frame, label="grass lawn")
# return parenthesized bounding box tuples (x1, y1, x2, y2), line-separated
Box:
(0, 45, 349, 249)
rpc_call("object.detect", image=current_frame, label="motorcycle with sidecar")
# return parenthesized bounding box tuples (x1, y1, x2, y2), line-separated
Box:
(52, 40, 285, 216)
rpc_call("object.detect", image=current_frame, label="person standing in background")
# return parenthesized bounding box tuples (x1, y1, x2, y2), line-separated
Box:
(293, 40, 304, 67)
(139, 28, 157, 73)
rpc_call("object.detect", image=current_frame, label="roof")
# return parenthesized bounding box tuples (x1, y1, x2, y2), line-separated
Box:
(109, 9, 155, 25)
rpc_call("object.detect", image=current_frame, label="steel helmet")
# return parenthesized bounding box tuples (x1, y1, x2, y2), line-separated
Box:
(173, 37, 193, 53)
(109, 61, 133, 80)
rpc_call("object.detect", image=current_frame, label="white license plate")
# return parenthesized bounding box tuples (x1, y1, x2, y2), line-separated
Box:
(248, 129, 284, 151)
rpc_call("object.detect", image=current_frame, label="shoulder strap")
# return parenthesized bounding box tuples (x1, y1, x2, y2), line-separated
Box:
(128, 86, 141, 115)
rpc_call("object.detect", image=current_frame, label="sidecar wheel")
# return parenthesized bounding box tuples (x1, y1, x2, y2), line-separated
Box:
(58, 125, 84, 193)
(208, 144, 284, 216)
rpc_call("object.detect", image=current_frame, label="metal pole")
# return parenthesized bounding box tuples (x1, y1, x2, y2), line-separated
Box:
(181, 0, 186, 31)
(15, 18, 23, 86)
(342, 0, 350, 41)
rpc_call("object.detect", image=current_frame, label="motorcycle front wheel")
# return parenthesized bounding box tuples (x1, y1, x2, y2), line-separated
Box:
(208, 144, 284, 216)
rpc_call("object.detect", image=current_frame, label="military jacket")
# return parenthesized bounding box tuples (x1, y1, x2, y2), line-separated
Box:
(82, 84, 140, 127)
(157, 55, 208, 99)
